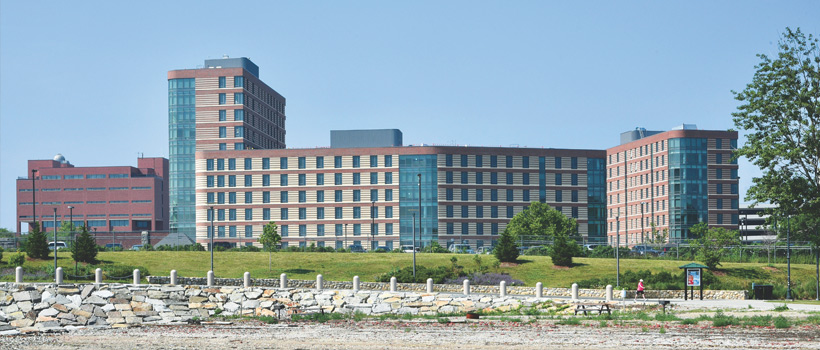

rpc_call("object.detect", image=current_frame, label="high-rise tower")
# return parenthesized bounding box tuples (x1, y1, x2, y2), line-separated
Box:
(168, 57, 286, 239)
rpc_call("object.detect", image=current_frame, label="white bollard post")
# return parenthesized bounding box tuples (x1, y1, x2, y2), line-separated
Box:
(133, 269, 141, 285)
(244, 272, 251, 288)
(170, 270, 177, 285)
(571, 283, 579, 301)
(15, 266, 23, 283)
(390, 276, 397, 292)
(500, 281, 507, 297)
(207, 270, 215, 287)
(605, 285, 613, 302)
(426, 278, 433, 293)
(279, 273, 287, 289)
(316, 274, 323, 291)
(353, 276, 360, 292)
(95, 268, 102, 284)
(536, 282, 543, 298)
(463, 279, 470, 296)
(55, 267, 63, 284)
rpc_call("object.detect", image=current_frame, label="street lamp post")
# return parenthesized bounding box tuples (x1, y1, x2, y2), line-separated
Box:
(53, 208, 58, 273)
(412, 213, 416, 282)
(787, 215, 792, 300)
(345, 223, 348, 251)
(67, 206, 74, 245)
(31, 170, 37, 231)
(616, 214, 620, 287)
(210, 206, 215, 273)
(371, 201, 375, 251)
(417, 173, 422, 247)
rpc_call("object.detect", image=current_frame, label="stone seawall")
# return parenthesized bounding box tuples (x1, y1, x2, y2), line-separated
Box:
(147, 276, 747, 300)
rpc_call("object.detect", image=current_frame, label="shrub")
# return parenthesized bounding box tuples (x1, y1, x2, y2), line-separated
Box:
(421, 241, 448, 253)
(377, 265, 459, 284)
(0, 246, 3, 263)
(25, 222, 50, 260)
(773, 315, 790, 329)
(102, 265, 150, 280)
(494, 230, 519, 263)
(550, 231, 580, 267)
(445, 273, 524, 286)
(9, 253, 25, 267)
(523, 246, 549, 256)
(711, 312, 739, 327)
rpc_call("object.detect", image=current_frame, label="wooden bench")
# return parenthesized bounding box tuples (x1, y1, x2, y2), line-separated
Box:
(574, 303, 612, 316)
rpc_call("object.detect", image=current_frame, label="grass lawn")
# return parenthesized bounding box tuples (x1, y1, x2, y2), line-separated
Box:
(3, 251, 817, 293)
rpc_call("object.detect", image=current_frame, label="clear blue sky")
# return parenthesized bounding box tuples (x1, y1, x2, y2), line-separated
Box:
(1, 1, 818, 230)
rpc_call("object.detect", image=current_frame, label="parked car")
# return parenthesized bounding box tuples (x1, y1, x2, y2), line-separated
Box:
(348, 244, 365, 253)
(631, 245, 660, 256)
(401, 245, 420, 253)
(48, 241, 67, 250)
(449, 244, 473, 254)
(477, 246, 494, 255)
(583, 244, 602, 251)
(105, 243, 123, 250)
(130, 245, 144, 251)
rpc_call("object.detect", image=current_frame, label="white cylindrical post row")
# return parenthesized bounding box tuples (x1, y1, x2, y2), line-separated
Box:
(15, 266, 23, 283)
(463, 279, 470, 295)
(280, 273, 287, 289)
(571, 283, 579, 301)
(390, 277, 397, 292)
(605, 285, 613, 302)
(499, 281, 507, 297)
(426, 278, 434, 293)
(95, 268, 102, 284)
(536, 282, 543, 298)
(133, 269, 141, 285)
(55, 267, 63, 284)
(244, 272, 251, 288)
(207, 270, 215, 287)
(170, 270, 177, 285)
(316, 274, 323, 291)
(353, 276, 360, 292)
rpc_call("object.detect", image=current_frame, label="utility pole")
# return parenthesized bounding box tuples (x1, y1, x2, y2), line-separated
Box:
(53, 208, 58, 273)
(616, 214, 620, 287)
(787, 215, 792, 300)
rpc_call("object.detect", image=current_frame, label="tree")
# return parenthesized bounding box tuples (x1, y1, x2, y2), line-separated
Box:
(550, 231, 581, 267)
(732, 28, 820, 222)
(71, 225, 98, 264)
(493, 229, 519, 263)
(691, 223, 741, 269)
(26, 222, 50, 260)
(504, 202, 576, 240)
(258, 221, 281, 273)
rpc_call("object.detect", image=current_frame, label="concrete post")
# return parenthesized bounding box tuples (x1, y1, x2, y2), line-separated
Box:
(500, 281, 507, 297)
(390, 276, 397, 292)
(605, 285, 613, 302)
(170, 270, 177, 285)
(15, 266, 23, 283)
(426, 278, 433, 293)
(536, 282, 543, 298)
(133, 269, 141, 285)
(571, 283, 579, 301)
(316, 274, 323, 291)
(463, 279, 470, 295)
(279, 273, 287, 289)
(95, 268, 102, 284)
(207, 270, 215, 287)
(244, 272, 251, 288)
(353, 276, 360, 292)
(55, 267, 63, 284)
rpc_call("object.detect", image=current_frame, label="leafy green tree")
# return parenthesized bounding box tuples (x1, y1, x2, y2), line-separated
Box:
(71, 225, 98, 264)
(505, 202, 576, 240)
(25, 222, 50, 260)
(732, 28, 820, 222)
(691, 223, 741, 269)
(493, 229, 519, 263)
(258, 221, 281, 273)
(550, 231, 581, 267)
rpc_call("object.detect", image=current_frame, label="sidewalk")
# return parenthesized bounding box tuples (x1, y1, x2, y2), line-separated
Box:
(621, 297, 820, 312)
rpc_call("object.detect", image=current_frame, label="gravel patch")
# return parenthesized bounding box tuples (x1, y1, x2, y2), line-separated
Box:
(3, 319, 819, 350)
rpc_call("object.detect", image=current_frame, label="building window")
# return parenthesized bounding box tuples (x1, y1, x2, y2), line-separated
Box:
(571, 173, 578, 186)
(385, 189, 393, 201)
(385, 206, 393, 218)
(335, 190, 342, 202)
(234, 143, 244, 150)
(370, 189, 378, 201)
(446, 172, 453, 184)
(234, 126, 244, 138)
(299, 174, 306, 186)
(461, 155, 468, 167)
(219, 110, 226, 121)
(334, 156, 342, 168)
(218, 76, 226, 88)
(522, 156, 529, 169)
(234, 76, 244, 87)
(245, 192, 253, 203)
(353, 156, 360, 168)
(461, 171, 468, 184)
(317, 190, 325, 202)
(446, 206, 453, 218)
(491, 189, 498, 201)
(462, 223, 469, 235)
(506, 189, 513, 201)
(280, 174, 288, 186)
(207, 192, 215, 203)
(219, 143, 227, 150)
(385, 172, 392, 184)
(280, 191, 288, 203)
(281, 226, 288, 237)
(280, 157, 288, 169)
(207, 159, 215, 171)
(262, 174, 270, 186)
(245, 208, 253, 220)
(490, 155, 497, 168)
(219, 126, 227, 138)
(555, 157, 562, 169)
(229, 209, 237, 221)
(370, 155, 378, 167)
(299, 225, 307, 237)
(571, 190, 578, 202)
(475, 155, 483, 167)
(353, 173, 361, 185)
(491, 172, 498, 184)
(370, 172, 378, 184)
(445, 154, 453, 167)
(299, 208, 306, 220)
(335, 207, 343, 219)
(317, 224, 325, 236)
(476, 206, 484, 218)
(207, 176, 215, 188)
(353, 224, 361, 235)
(353, 190, 361, 202)
(447, 222, 454, 234)
(334, 173, 342, 185)
(507, 206, 514, 218)
(298, 157, 306, 169)
(316, 156, 324, 169)
(281, 208, 289, 220)
(556, 190, 563, 202)
(234, 109, 244, 121)
(234, 93, 244, 104)
(219, 93, 226, 104)
(229, 192, 237, 204)
(263, 208, 270, 220)
(316, 173, 324, 186)
(317, 207, 325, 219)
(522, 173, 529, 185)
(491, 206, 498, 218)
(461, 205, 468, 218)
(506, 156, 513, 168)
(446, 188, 453, 201)
(299, 191, 306, 203)
(523, 190, 530, 202)
(571, 157, 578, 169)
(461, 188, 468, 201)
(244, 175, 252, 186)
(228, 175, 236, 187)
(385, 155, 393, 167)
(263, 191, 270, 203)
(229, 158, 236, 170)
(386, 223, 393, 234)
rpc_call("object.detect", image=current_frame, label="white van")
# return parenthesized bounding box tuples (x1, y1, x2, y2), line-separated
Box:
(401, 245, 420, 253)
(48, 241, 67, 250)
(449, 244, 473, 254)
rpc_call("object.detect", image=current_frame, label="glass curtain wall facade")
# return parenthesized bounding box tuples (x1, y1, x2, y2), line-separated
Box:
(399, 155, 438, 248)
(586, 158, 606, 243)
(668, 138, 708, 240)
(168, 78, 196, 239)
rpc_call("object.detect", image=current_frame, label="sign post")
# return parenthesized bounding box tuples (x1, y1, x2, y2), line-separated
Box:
(679, 263, 708, 300)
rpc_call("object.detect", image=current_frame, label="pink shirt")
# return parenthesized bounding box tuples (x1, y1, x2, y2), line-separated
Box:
(637, 281, 645, 291)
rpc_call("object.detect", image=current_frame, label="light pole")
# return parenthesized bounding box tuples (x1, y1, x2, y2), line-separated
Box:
(210, 206, 215, 273)
(31, 170, 37, 231)
(53, 208, 58, 273)
(787, 215, 792, 300)
(371, 201, 375, 251)
(417, 173, 422, 248)
(344, 224, 348, 251)
(616, 213, 620, 287)
(412, 212, 416, 282)
(67, 206, 74, 245)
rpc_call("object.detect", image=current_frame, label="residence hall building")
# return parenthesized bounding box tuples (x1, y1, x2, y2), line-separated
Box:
(16, 154, 168, 234)
(168, 57, 286, 241)
(195, 130, 607, 251)
(605, 125, 739, 245)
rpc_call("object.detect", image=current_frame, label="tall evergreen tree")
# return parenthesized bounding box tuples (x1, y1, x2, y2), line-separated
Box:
(493, 229, 519, 263)
(26, 222, 50, 260)
(72, 225, 98, 264)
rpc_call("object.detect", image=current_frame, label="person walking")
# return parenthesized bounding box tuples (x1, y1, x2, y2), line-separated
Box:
(635, 279, 646, 301)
